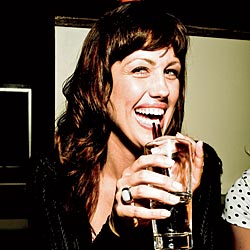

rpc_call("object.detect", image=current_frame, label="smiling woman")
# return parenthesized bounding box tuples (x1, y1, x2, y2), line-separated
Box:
(109, 48, 180, 144)
(29, 2, 228, 250)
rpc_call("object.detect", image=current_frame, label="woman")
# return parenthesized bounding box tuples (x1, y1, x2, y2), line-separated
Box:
(28, 2, 224, 249)
(222, 168, 250, 249)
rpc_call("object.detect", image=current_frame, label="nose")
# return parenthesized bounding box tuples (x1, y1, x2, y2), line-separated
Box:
(148, 75, 170, 100)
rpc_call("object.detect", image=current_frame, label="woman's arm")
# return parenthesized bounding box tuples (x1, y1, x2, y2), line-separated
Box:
(231, 224, 250, 250)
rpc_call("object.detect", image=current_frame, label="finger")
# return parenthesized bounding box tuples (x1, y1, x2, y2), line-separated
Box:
(131, 184, 180, 205)
(117, 153, 182, 185)
(192, 140, 204, 190)
(194, 140, 204, 168)
(175, 133, 197, 161)
(175, 133, 203, 166)
(116, 202, 171, 220)
(117, 169, 183, 194)
(175, 132, 195, 145)
(123, 154, 174, 176)
(176, 133, 204, 190)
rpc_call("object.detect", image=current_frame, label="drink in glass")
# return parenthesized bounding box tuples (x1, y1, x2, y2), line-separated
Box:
(144, 136, 193, 250)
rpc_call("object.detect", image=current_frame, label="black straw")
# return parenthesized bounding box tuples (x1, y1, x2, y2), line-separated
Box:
(152, 122, 169, 176)
(152, 122, 157, 139)
(152, 122, 162, 139)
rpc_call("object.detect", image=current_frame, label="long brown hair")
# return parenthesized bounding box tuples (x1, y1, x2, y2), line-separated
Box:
(55, 1, 189, 220)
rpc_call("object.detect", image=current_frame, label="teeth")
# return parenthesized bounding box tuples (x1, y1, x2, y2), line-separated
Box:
(135, 108, 164, 116)
(136, 115, 159, 126)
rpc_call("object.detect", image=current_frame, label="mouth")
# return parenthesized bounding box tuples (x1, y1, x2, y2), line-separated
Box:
(134, 107, 165, 128)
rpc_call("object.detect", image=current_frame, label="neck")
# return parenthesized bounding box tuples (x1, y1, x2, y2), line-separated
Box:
(104, 131, 138, 178)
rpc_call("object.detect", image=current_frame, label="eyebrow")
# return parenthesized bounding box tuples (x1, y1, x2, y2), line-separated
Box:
(139, 58, 156, 65)
(167, 60, 181, 67)
(124, 57, 155, 65)
(134, 58, 181, 67)
(124, 54, 181, 67)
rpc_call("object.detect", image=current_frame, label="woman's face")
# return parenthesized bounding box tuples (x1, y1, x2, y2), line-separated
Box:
(109, 47, 181, 148)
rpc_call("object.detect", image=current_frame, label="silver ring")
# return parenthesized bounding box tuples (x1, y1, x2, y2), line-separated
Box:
(121, 187, 133, 204)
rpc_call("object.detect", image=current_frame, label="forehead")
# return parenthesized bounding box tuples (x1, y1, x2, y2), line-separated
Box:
(121, 47, 176, 63)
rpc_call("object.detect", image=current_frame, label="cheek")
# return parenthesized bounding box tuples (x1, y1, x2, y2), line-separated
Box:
(111, 78, 143, 106)
(108, 82, 132, 118)
(169, 84, 180, 106)
(110, 82, 130, 107)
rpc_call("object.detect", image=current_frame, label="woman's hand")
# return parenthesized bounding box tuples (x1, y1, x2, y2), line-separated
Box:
(111, 133, 204, 233)
(176, 132, 204, 191)
(115, 155, 183, 221)
(110, 152, 182, 235)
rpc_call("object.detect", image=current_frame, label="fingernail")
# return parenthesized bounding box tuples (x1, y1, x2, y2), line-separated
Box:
(165, 158, 175, 166)
(176, 132, 184, 138)
(151, 147, 160, 154)
(161, 210, 171, 218)
(172, 181, 182, 190)
(170, 195, 180, 203)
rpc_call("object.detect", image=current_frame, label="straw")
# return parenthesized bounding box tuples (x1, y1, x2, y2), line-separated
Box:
(152, 122, 162, 139)
(152, 122, 170, 176)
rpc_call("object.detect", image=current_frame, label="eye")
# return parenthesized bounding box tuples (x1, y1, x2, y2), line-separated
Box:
(164, 68, 179, 80)
(131, 66, 149, 76)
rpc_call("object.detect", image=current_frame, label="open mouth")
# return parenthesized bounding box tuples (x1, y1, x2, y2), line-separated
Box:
(135, 107, 165, 127)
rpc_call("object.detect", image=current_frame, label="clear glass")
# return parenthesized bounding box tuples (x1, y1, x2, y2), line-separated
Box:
(144, 136, 193, 250)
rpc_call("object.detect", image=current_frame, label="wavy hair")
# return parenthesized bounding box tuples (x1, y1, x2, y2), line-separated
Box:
(55, 1, 189, 220)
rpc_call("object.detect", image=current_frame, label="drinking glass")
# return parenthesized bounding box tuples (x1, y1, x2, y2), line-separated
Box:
(144, 136, 193, 250)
